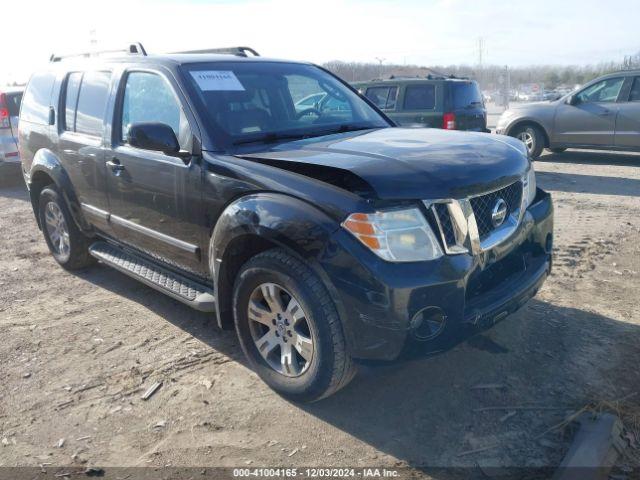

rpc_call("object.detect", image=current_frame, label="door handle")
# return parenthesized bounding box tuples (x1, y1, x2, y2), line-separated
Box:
(106, 158, 125, 174)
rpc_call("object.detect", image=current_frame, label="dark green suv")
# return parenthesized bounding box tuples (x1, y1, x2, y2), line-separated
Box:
(354, 76, 488, 132)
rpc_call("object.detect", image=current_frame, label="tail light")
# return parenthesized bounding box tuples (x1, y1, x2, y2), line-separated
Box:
(442, 112, 456, 130)
(0, 93, 10, 129)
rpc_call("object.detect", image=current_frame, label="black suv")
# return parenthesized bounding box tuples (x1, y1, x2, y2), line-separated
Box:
(353, 76, 488, 131)
(19, 45, 553, 402)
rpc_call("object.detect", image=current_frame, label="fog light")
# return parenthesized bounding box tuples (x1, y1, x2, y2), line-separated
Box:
(410, 307, 447, 341)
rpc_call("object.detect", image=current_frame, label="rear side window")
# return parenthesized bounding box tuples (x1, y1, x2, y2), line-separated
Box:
(451, 82, 483, 109)
(63, 72, 83, 132)
(629, 77, 640, 102)
(74, 71, 111, 137)
(403, 85, 436, 110)
(365, 86, 398, 110)
(21, 72, 55, 125)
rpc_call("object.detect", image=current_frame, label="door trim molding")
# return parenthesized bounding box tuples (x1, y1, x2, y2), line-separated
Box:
(109, 214, 199, 255)
(81, 203, 110, 222)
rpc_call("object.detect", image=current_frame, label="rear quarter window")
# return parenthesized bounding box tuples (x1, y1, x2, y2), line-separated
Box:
(451, 82, 483, 109)
(403, 85, 436, 110)
(21, 72, 56, 125)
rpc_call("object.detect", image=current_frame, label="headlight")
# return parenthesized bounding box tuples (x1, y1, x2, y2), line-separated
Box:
(342, 208, 443, 262)
(522, 166, 537, 208)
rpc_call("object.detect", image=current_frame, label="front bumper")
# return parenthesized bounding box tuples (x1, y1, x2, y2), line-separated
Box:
(320, 188, 553, 360)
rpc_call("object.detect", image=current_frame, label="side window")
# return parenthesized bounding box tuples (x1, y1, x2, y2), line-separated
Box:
(63, 72, 83, 132)
(120, 71, 191, 149)
(75, 71, 111, 137)
(21, 72, 55, 125)
(629, 77, 640, 102)
(403, 85, 436, 110)
(365, 86, 398, 110)
(576, 77, 625, 103)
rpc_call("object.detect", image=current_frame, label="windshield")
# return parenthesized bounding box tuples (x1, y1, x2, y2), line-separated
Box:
(451, 81, 483, 109)
(181, 62, 389, 149)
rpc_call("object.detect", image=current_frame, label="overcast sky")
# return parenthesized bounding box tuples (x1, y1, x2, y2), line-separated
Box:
(2, 0, 638, 85)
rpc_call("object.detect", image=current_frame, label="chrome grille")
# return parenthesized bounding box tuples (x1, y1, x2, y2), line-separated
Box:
(469, 182, 522, 239)
(433, 203, 456, 246)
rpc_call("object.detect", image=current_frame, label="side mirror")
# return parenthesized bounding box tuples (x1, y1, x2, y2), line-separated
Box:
(567, 95, 580, 106)
(127, 122, 189, 160)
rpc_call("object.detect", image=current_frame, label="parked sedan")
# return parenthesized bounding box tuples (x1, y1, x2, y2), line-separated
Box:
(496, 71, 640, 158)
(0, 87, 23, 169)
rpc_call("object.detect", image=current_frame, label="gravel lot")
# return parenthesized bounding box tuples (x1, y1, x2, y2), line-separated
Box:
(0, 149, 639, 477)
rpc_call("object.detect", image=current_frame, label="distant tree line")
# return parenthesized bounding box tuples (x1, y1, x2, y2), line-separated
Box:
(324, 51, 640, 90)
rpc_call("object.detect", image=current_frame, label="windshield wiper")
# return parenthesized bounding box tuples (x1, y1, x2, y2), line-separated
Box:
(232, 132, 308, 146)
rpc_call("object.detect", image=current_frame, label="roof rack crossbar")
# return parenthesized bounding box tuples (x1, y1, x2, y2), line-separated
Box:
(50, 42, 147, 62)
(173, 46, 260, 57)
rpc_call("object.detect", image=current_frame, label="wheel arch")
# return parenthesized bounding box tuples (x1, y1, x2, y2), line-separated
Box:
(28, 149, 90, 233)
(506, 119, 550, 148)
(209, 193, 342, 331)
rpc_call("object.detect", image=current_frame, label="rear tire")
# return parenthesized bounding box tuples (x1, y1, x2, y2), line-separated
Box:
(38, 185, 95, 270)
(547, 147, 567, 154)
(233, 248, 356, 402)
(512, 125, 545, 159)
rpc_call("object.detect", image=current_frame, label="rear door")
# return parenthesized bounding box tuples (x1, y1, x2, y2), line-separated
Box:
(614, 76, 640, 148)
(553, 76, 625, 146)
(105, 68, 205, 276)
(448, 81, 487, 131)
(393, 83, 442, 127)
(58, 70, 113, 233)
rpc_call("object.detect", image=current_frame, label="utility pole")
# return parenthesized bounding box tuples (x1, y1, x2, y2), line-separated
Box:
(477, 37, 486, 89)
(375, 57, 385, 79)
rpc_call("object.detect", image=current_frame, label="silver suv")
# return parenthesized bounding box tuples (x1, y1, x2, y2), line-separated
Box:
(496, 71, 640, 158)
(0, 87, 23, 169)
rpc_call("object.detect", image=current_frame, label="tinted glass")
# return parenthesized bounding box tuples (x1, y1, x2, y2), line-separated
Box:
(452, 82, 483, 109)
(403, 85, 436, 110)
(6, 92, 23, 117)
(121, 72, 191, 149)
(63, 72, 83, 132)
(576, 77, 624, 103)
(182, 62, 387, 148)
(365, 86, 398, 110)
(75, 71, 111, 137)
(629, 77, 640, 102)
(21, 72, 55, 124)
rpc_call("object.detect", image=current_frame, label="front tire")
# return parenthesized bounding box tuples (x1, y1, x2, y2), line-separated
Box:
(233, 249, 356, 402)
(512, 125, 544, 159)
(38, 185, 95, 270)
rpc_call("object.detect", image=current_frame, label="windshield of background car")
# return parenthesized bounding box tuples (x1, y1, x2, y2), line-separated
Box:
(181, 61, 389, 149)
(451, 81, 483, 109)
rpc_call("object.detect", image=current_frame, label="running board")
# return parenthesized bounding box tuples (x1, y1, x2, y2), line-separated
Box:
(89, 241, 216, 312)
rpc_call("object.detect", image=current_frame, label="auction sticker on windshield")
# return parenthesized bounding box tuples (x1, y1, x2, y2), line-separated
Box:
(190, 71, 245, 91)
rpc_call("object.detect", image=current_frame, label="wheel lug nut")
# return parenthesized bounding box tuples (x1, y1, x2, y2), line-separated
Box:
(283, 337, 287, 343)
(275, 331, 280, 337)
(284, 319, 290, 326)
(288, 330, 292, 337)
(272, 319, 276, 325)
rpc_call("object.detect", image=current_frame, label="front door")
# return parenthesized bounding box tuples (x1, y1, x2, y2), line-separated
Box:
(615, 76, 640, 148)
(105, 69, 205, 276)
(553, 76, 625, 147)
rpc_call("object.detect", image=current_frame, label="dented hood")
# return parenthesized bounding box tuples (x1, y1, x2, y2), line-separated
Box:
(238, 127, 529, 200)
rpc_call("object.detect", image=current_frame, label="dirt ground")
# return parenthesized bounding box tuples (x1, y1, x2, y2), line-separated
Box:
(0, 150, 639, 477)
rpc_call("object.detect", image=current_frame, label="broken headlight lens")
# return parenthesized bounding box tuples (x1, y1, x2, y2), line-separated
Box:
(342, 208, 443, 262)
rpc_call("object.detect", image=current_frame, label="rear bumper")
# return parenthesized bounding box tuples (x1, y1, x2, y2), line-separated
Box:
(0, 133, 19, 163)
(320, 189, 553, 360)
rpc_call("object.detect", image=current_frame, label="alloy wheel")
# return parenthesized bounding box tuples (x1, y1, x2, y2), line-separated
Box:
(44, 201, 70, 258)
(248, 282, 314, 377)
(517, 131, 534, 153)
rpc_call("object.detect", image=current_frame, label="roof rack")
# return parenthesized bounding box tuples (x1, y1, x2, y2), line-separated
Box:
(50, 42, 147, 62)
(173, 46, 260, 57)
